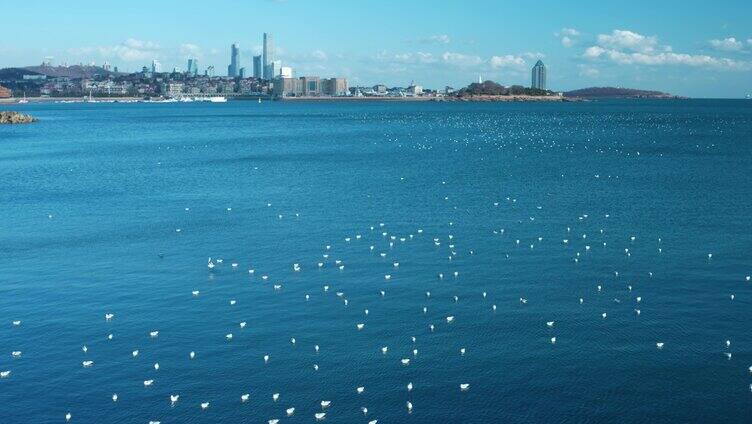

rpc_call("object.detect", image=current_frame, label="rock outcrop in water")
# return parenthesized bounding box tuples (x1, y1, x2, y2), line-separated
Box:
(0, 111, 36, 124)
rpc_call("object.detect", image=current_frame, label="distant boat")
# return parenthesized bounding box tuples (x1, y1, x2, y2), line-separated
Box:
(258, 98, 261, 104)
(209, 96, 227, 103)
(18, 92, 28, 104)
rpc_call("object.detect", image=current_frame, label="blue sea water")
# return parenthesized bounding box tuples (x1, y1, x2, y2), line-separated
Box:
(0, 99, 751, 424)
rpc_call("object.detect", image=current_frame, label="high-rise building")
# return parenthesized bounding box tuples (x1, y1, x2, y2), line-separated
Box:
(270, 60, 282, 78)
(253, 55, 262, 78)
(280, 66, 293, 78)
(151, 59, 162, 73)
(239, 67, 247, 78)
(187, 58, 199, 76)
(206, 65, 215, 77)
(263, 33, 275, 79)
(531, 60, 546, 90)
(228, 43, 240, 77)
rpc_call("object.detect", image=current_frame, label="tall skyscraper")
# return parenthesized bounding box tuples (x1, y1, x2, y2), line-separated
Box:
(187, 58, 198, 76)
(253, 55, 262, 78)
(263, 33, 274, 79)
(151, 59, 162, 73)
(228, 43, 240, 77)
(531, 60, 547, 90)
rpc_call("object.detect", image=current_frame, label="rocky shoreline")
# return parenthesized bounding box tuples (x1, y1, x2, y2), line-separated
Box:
(0, 111, 36, 124)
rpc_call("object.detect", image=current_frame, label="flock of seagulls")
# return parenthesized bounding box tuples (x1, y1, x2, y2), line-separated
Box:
(4, 116, 752, 422)
(4, 188, 752, 422)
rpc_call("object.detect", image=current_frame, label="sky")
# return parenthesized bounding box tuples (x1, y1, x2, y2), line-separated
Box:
(1, 0, 751, 97)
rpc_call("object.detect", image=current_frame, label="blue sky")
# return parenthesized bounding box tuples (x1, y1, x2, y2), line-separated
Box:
(2, 0, 751, 97)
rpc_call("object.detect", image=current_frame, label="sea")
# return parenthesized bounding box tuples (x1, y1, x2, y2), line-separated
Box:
(0, 99, 751, 424)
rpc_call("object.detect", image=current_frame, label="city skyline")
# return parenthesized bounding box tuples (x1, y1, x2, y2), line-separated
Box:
(1, 0, 751, 97)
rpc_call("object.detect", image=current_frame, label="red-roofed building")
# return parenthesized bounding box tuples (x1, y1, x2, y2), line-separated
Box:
(0, 85, 11, 98)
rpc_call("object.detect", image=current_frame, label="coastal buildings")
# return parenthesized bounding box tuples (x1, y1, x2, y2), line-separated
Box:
(322, 78, 348, 96)
(228, 43, 240, 77)
(0, 84, 11, 98)
(263, 33, 274, 79)
(151, 60, 162, 73)
(253, 55, 262, 78)
(531, 60, 546, 90)
(280, 66, 293, 78)
(273, 76, 348, 97)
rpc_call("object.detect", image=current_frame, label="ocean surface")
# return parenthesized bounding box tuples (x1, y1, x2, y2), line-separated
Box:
(0, 99, 751, 424)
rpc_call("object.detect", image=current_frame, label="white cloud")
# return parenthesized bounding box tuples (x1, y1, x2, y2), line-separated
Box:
(709, 37, 743, 51)
(180, 43, 202, 58)
(95, 38, 161, 62)
(489, 55, 526, 69)
(596, 30, 658, 53)
(583, 29, 750, 70)
(556, 28, 580, 48)
(578, 65, 599, 77)
(441, 52, 482, 66)
(420, 34, 451, 44)
(523, 52, 545, 59)
(310, 49, 327, 60)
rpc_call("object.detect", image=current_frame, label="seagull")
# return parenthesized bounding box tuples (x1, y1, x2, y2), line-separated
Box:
(268, 420, 279, 424)
(240, 322, 246, 328)
(65, 412, 72, 422)
(264, 355, 270, 364)
(144, 380, 154, 387)
(520, 298, 528, 304)
(112, 394, 118, 402)
(11, 351, 22, 358)
(407, 382, 413, 392)
(241, 393, 250, 402)
(546, 321, 555, 327)
(656, 342, 664, 349)
(381, 346, 388, 354)
(273, 393, 280, 402)
(82, 360, 94, 368)
(170, 394, 179, 404)
(315, 412, 326, 421)
(201, 402, 209, 410)
(192, 290, 200, 296)
(446, 316, 455, 323)
(550, 337, 557, 344)
(0, 371, 10, 378)
(189, 351, 195, 359)
(286, 407, 295, 416)
(406, 401, 413, 413)
(321, 400, 331, 409)
(356, 386, 365, 394)
(82, 345, 88, 353)
(150, 331, 159, 338)
(154, 363, 159, 370)
(601, 313, 607, 319)
(226, 333, 233, 341)
(402, 358, 411, 366)
(12, 320, 21, 326)
(361, 407, 368, 416)
(105, 313, 114, 321)
(132, 350, 139, 357)
(356, 323, 365, 330)
(460, 383, 470, 391)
